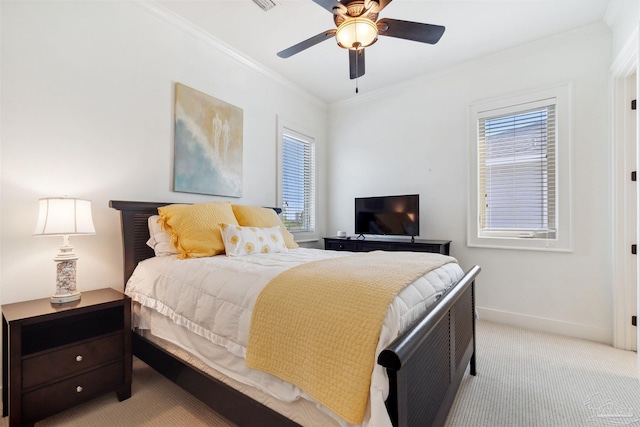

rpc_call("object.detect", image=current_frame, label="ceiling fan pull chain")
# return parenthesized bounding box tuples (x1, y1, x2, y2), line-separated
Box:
(355, 49, 359, 94)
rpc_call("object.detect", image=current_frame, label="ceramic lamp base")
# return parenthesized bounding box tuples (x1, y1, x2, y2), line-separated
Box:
(52, 257, 81, 305)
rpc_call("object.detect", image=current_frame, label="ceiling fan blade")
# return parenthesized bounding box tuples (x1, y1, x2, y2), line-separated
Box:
(349, 49, 365, 79)
(377, 18, 445, 44)
(277, 30, 336, 58)
(371, 0, 393, 13)
(312, 0, 344, 14)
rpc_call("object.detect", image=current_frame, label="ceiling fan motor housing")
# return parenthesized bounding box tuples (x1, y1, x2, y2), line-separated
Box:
(333, 1, 378, 26)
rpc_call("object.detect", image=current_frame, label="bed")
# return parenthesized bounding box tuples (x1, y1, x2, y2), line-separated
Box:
(109, 200, 480, 427)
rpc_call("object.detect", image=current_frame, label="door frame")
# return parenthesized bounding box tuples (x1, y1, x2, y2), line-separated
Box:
(611, 33, 638, 351)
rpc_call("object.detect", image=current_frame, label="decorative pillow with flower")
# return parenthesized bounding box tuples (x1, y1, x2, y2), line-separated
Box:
(231, 204, 298, 249)
(220, 224, 289, 256)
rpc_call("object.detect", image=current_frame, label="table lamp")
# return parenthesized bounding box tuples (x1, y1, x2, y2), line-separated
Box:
(33, 197, 96, 304)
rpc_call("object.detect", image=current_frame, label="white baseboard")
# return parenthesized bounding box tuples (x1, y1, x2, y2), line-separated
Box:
(477, 307, 612, 345)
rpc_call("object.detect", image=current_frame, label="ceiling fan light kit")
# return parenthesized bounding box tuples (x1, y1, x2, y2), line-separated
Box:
(336, 18, 378, 49)
(277, 0, 445, 84)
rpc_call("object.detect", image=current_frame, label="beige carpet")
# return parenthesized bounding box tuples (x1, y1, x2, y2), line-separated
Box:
(446, 321, 640, 427)
(4, 321, 639, 426)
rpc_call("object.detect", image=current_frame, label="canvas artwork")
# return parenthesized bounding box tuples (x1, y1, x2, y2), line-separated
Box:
(174, 83, 243, 197)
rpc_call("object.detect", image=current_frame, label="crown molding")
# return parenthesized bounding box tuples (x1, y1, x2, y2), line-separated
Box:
(134, 1, 327, 110)
(610, 25, 639, 77)
(604, 0, 627, 29)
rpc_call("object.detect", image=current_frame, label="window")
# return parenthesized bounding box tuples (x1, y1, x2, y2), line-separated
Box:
(480, 103, 556, 237)
(277, 120, 317, 241)
(468, 86, 571, 251)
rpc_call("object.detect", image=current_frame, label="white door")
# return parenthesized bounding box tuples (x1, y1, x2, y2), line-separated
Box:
(612, 63, 638, 353)
(627, 71, 637, 352)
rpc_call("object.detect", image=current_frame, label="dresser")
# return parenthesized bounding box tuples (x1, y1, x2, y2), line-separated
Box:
(324, 237, 451, 255)
(2, 288, 132, 427)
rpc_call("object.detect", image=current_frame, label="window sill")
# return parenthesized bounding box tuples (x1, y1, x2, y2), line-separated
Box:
(467, 235, 572, 252)
(292, 232, 319, 243)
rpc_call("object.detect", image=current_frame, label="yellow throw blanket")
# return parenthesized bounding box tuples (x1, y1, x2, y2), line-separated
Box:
(245, 251, 457, 424)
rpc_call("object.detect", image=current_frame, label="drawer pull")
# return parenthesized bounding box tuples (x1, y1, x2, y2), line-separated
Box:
(76, 385, 83, 393)
(76, 355, 83, 362)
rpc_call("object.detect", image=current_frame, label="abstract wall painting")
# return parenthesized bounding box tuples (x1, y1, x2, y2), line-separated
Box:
(174, 83, 243, 197)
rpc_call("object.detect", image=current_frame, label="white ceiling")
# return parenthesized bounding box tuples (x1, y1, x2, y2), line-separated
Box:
(158, 0, 612, 104)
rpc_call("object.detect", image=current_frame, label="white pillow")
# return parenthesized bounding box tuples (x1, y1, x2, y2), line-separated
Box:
(220, 224, 288, 257)
(146, 215, 179, 257)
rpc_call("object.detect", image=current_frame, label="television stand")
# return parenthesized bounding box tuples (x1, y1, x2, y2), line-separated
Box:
(324, 237, 451, 256)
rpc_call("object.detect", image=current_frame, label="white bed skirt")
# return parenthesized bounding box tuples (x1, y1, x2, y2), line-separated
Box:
(135, 309, 343, 427)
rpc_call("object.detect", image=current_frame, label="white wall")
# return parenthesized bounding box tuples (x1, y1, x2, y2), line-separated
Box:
(0, 1, 623, 344)
(327, 23, 613, 343)
(0, 1, 328, 304)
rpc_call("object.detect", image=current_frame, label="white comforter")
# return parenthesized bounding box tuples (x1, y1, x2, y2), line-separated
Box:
(125, 248, 464, 427)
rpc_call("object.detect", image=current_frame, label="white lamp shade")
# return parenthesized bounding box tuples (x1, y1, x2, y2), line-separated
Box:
(33, 198, 96, 236)
(336, 18, 378, 49)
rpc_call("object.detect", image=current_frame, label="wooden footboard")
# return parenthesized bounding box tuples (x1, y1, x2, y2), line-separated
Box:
(379, 265, 479, 427)
(109, 200, 479, 427)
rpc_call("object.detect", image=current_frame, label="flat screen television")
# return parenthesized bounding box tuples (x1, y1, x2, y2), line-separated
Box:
(355, 194, 419, 238)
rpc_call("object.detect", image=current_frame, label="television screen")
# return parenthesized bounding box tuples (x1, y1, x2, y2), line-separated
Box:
(355, 194, 419, 237)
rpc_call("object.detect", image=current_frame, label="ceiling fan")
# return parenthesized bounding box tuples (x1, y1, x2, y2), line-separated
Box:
(277, 0, 445, 80)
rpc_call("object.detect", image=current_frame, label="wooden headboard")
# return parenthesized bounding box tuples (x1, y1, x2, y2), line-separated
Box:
(110, 200, 170, 284)
(109, 200, 282, 285)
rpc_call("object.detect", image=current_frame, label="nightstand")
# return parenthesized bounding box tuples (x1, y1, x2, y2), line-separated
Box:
(324, 237, 451, 255)
(2, 288, 132, 427)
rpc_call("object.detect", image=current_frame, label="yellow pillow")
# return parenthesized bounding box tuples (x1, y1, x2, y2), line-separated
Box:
(220, 224, 288, 256)
(158, 202, 238, 259)
(231, 205, 298, 249)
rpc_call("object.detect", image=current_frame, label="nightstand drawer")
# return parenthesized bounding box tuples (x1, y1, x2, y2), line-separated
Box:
(22, 332, 124, 389)
(325, 239, 358, 251)
(22, 360, 124, 423)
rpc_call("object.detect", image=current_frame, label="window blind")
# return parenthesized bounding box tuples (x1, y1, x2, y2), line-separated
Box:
(282, 131, 315, 233)
(478, 102, 556, 238)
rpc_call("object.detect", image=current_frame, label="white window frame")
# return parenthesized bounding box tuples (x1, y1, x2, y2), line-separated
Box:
(468, 85, 572, 251)
(277, 118, 318, 242)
